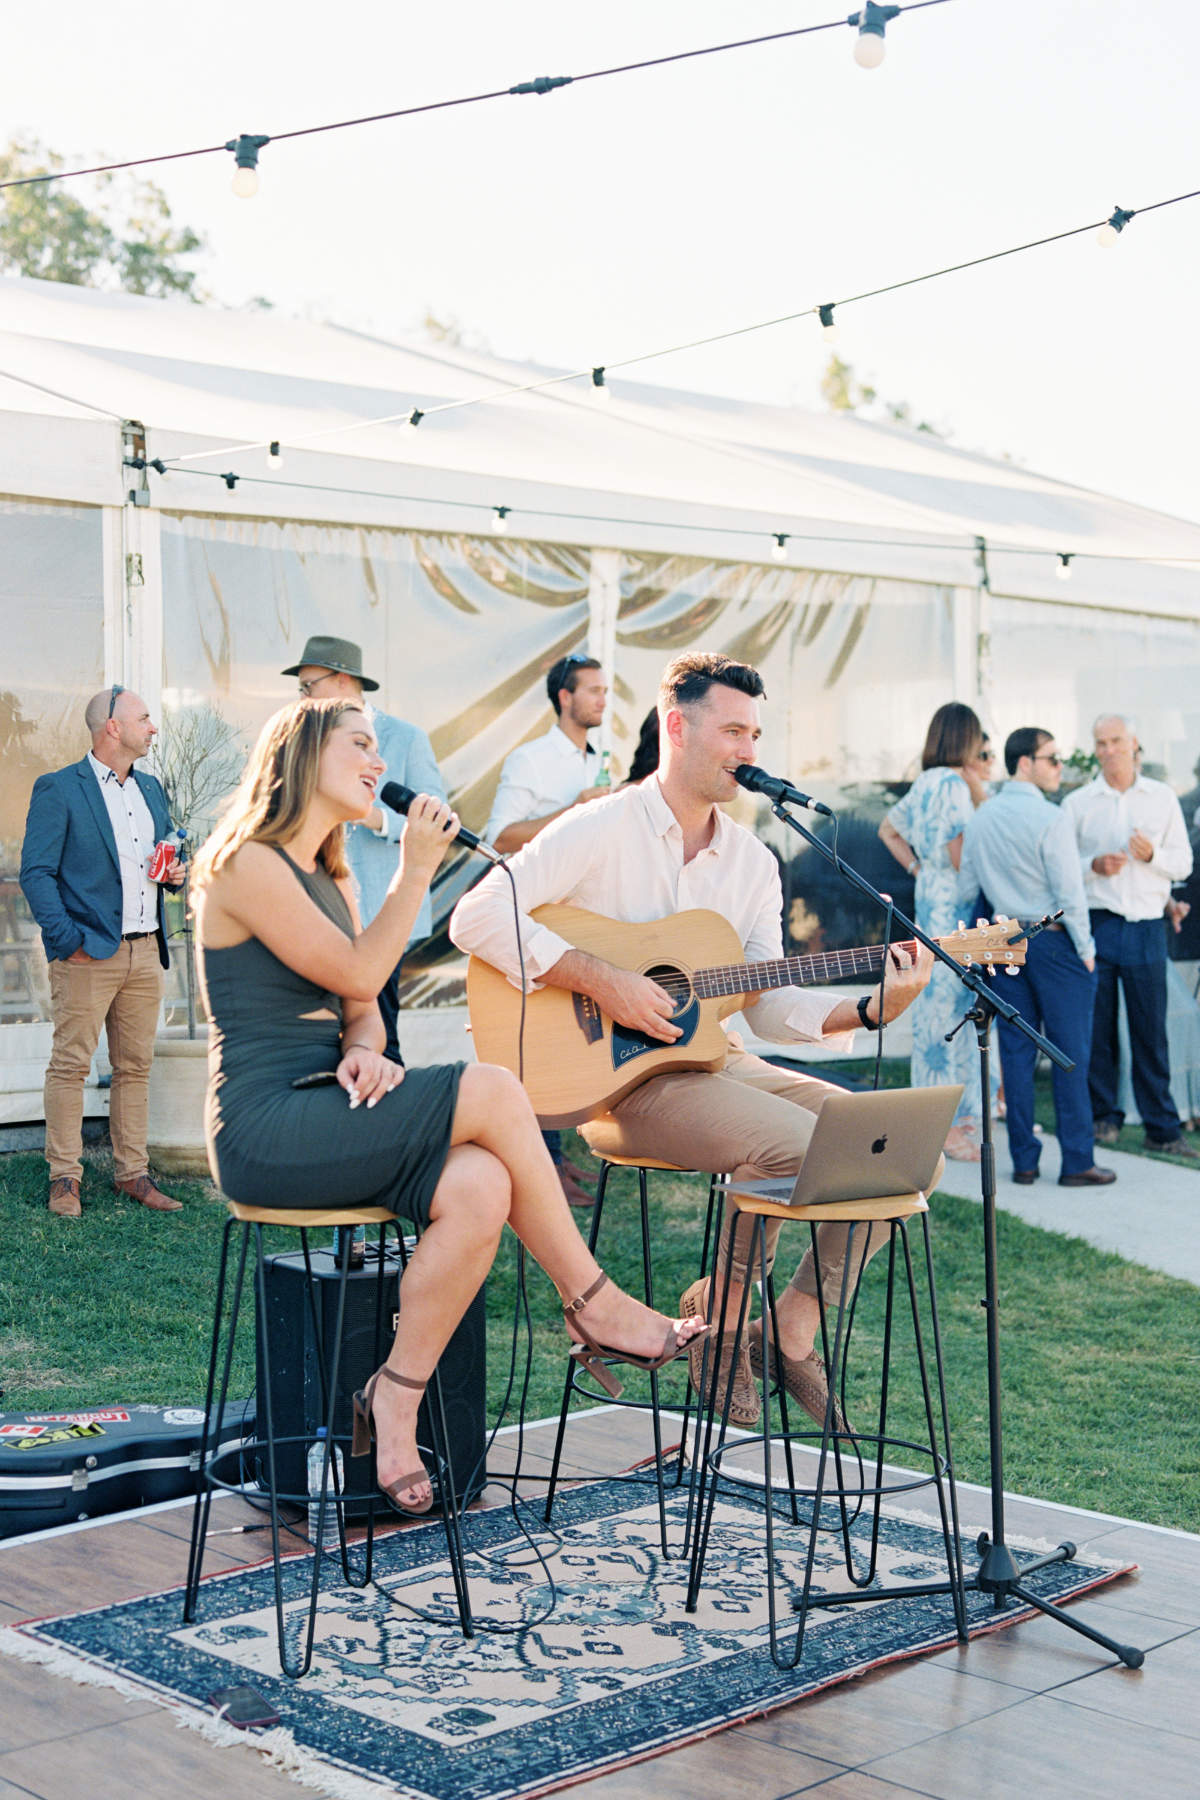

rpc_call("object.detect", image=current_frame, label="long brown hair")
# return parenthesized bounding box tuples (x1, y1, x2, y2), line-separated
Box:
(921, 702, 984, 771)
(190, 698, 361, 890)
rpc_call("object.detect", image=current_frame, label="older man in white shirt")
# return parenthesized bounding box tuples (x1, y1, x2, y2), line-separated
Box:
(453, 651, 932, 1427)
(1062, 713, 1195, 1156)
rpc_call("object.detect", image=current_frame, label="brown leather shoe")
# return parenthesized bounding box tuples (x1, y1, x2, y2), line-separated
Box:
(1058, 1166, 1117, 1187)
(558, 1157, 596, 1189)
(113, 1173, 183, 1212)
(48, 1176, 82, 1218)
(556, 1166, 595, 1210)
(748, 1321, 851, 1435)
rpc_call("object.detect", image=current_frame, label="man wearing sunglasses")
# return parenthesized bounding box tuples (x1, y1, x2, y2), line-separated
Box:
(20, 686, 186, 1217)
(958, 727, 1113, 1188)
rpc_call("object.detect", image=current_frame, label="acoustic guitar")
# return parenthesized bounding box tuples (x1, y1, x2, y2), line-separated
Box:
(466, 905, 1027, 1127)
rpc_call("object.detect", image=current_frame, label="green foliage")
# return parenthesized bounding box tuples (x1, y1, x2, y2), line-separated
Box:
(0, 138, 206, 299)
(820, 353, 944, 436)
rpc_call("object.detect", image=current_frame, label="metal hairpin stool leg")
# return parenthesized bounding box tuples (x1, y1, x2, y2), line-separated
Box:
(183, 1202, 472, 1679)
(543, 1146, 720, 1557)
(686, 1177, 967, 1669)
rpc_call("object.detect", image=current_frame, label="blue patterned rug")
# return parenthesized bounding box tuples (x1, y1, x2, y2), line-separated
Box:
(2, 1479, 1130, 1800)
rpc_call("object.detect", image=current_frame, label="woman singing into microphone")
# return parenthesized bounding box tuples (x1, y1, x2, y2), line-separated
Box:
(190, 698, 706, 1515)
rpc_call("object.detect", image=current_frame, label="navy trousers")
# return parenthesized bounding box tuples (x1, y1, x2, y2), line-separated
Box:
(997, 929, 1096, 1177)
(1089, 910, 1180, 1142)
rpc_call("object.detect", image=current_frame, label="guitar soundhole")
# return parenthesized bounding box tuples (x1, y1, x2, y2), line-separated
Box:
(643, 963, 693, 1018)
(610, 964, 699, 1071)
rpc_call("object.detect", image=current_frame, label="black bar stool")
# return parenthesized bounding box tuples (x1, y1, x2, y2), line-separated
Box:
(183, 1202, 472, 1678)
(685, 1174, 967, 1667)
(543, 1150, 720, 1557)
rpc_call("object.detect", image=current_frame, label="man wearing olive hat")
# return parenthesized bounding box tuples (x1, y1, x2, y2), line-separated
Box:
(282, 634, 446, 1063)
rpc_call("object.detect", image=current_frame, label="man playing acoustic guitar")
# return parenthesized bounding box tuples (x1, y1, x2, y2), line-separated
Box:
(450, 652, 934, 1427)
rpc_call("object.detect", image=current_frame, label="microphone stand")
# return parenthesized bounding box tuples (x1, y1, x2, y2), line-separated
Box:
(767, 796, 1144, 1668)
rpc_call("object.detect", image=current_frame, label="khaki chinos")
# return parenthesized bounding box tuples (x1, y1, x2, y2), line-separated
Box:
(44, 935, 163, 1184)
(582, 1037, 891, 1303)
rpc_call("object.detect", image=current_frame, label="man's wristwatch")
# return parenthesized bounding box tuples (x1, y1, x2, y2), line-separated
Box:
(856, 993, 878, 1031)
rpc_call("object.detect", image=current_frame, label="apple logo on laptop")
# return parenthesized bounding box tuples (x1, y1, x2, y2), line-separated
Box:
(871, 1134, 887, 1155)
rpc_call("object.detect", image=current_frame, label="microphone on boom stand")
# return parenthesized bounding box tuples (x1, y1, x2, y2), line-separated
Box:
(733, 764, 835, 816)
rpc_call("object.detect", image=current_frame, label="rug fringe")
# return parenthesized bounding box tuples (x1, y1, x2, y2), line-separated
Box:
(0, 1626, 401, 1800)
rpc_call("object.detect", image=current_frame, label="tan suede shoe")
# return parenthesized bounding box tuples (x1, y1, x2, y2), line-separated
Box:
(48, 1176, 82, 1218)
(113, 1173, 183, 1212)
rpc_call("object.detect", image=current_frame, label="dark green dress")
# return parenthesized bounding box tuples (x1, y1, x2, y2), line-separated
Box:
(200, 849, 462, 1221)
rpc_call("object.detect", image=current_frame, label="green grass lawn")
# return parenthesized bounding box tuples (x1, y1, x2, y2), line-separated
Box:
(3, 1135, 1198, 1533)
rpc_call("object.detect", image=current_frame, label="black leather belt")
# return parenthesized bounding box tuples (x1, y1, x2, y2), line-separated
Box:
(122, 929, 155, 941)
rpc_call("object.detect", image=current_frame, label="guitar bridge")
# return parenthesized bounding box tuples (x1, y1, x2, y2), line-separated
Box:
(572, 992, 603, 1046)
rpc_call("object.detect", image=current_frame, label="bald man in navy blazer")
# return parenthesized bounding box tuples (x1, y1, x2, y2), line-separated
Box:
(20, 686, 186, 1217)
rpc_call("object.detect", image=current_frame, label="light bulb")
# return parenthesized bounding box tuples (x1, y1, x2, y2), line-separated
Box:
(492, 507, 509, 535)
(266, 441, 283, 470)
(231, 166, 259, 200)
(1097, 207, 1133, 248)
(854, 30, 886, 68)
(771, 535, 788, 564)
(1056, 554, 1072, 582)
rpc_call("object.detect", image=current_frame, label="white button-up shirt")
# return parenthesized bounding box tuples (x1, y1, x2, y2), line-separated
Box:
(484, 723, 599, 844)
(87, 751, 158, 933)
(1061, 772, 1193, 920)
(453, 776, 850, 1046)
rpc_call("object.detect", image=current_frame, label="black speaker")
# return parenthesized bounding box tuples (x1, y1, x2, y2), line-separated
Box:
(254, 1245, 487, 1512)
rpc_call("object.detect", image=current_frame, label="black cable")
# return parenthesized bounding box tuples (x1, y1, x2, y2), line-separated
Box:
(0, 3, 952, 193)
(156, 463, 1200, 570)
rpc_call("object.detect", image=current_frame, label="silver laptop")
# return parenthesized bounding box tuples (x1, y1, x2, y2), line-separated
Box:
(727, 1084, 964, 1207)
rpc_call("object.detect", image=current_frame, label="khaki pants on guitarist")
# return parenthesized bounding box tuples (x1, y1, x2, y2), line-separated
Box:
(581, 1036, 890, 1304)
(45, 936, 163, 1185)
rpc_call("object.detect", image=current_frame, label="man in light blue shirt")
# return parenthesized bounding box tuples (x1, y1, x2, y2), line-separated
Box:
(959, 727, 1114, 1188)
(282, 634, 446, 1063)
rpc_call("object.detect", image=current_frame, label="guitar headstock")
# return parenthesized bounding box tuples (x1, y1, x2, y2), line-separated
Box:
(938, 917, 1028, 969)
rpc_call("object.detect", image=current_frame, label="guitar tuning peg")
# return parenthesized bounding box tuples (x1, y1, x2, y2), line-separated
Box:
(1004, 965, 1020, 977)
(976, 917, 988, 929)
(957, 920, 966, 933)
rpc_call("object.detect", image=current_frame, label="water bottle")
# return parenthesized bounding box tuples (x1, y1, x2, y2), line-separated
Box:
(595, 748, 612, 789)
(306, 1427, 343, 1551)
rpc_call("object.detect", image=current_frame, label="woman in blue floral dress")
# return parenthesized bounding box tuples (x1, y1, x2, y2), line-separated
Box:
(880, 704, 992, 1160)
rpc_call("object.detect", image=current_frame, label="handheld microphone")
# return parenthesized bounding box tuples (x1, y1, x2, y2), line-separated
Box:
(379, 781, 506, 864)
(733, 764, 835, 817)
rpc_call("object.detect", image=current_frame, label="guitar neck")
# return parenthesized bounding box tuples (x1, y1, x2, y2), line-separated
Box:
(693, 940, 918, 1002)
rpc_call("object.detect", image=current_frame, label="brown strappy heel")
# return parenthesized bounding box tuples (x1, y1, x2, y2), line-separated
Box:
(351, 1366, 433, 1515)
(562, 1271, 709, 1401)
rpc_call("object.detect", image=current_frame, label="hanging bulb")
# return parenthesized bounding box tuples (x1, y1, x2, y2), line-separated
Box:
(492, 506, 510, 535)
(266, 440, 283, 470)
(850, 3, 898, 68)
(818, 304, 837, 344)
(1057, 553, 1073, 582)
(1096, 206, 1134, 248)
(591, 367, 611, 403)
(225, 133, 270, 200)
(771, 534, 788, 564)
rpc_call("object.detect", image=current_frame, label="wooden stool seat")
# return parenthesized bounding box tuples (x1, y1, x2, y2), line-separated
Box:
(227, 1202, 395, 1227)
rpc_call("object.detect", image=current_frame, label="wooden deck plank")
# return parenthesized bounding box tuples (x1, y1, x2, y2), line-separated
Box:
(0, 1709, 300, 1800)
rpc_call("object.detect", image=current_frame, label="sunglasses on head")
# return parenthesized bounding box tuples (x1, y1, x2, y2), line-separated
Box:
(107, 683, 125, 718)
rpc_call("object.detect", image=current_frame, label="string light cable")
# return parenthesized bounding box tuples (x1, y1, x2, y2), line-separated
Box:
(155, 460, 1200, 573)
(152, 180, 1200, 472)
(0, 3, 952, 196)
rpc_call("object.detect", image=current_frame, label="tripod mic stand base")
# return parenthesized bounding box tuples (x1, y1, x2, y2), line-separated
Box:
(974, 1532, 1145, 1668)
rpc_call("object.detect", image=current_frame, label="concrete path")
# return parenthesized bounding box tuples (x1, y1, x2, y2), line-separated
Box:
(933, 1124, 1200, 1286)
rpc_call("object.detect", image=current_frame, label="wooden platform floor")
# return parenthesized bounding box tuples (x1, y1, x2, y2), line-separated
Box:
(1, 1406, 1197, 1800)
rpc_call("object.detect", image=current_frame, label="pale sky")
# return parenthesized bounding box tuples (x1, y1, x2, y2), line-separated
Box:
(3, 0, 1198, 523)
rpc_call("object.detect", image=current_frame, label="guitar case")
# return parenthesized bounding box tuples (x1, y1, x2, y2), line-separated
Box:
(0, 1401, 252, 1540)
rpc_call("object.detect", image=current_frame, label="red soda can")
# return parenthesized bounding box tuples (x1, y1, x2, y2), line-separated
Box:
(148, 833, 183, 882)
